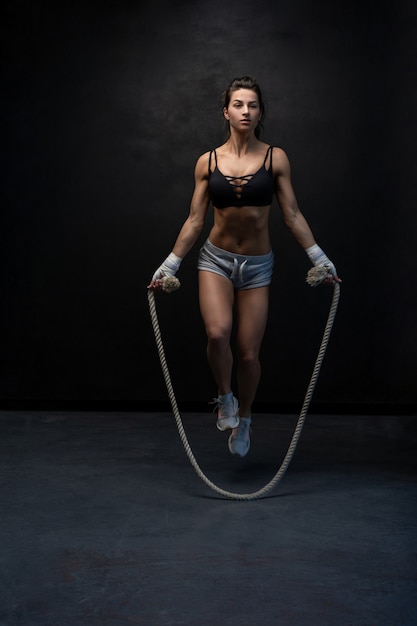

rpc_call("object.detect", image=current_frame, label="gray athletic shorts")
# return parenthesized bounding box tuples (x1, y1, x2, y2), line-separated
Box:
(198, 239, 274, 290)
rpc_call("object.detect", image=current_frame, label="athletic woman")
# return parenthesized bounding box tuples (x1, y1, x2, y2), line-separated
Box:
(148, 76, 341, 457)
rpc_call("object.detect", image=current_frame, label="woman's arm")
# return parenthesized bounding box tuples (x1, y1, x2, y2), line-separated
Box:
(273, 147, 316, 248)
(148, 152, 211, 288)
(171, 152, 211, 258)
(273, 147, 341, 283)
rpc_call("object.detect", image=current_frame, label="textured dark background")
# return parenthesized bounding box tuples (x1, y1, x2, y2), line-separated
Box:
(2, 0, 416, 412)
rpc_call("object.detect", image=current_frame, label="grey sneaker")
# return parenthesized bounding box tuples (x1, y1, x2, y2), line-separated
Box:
(212, 394, 240, 431)
(228, 417, 251, 457)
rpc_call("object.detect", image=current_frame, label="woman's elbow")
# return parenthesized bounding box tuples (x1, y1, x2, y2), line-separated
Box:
(189, 215, 205, 233)
(283, 212, 298, 230)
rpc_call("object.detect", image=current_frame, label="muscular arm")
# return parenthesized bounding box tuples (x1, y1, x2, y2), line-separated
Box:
(171, 152, 211, 258)
(273, 147, 341, 283)
(148, 153, 211, 288)
(273, 147, 316, 249)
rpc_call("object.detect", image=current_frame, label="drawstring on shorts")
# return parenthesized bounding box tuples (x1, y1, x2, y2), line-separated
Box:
(231, 258, 248, 286)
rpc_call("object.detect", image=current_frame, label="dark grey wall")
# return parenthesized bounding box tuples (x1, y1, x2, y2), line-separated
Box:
(2, 0, 416, 412)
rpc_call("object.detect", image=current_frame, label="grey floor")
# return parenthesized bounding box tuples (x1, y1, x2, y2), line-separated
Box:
(0, 410, 416, 626)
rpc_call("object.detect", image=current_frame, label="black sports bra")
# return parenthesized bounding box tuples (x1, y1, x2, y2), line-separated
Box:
(208, 146, 274, 208)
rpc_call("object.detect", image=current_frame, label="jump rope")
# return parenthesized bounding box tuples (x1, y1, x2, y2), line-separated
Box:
(147, 266, 340, 501)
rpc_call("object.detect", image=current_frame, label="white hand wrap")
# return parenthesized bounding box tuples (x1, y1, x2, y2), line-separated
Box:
(152, 252, 182, 282)
(305, 244, 336, 277)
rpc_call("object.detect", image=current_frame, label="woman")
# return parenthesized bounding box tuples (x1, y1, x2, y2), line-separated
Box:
(148, 76, 341, 458)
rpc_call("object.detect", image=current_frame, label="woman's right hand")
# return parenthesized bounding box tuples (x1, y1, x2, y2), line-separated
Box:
(147, 252, 182, 289)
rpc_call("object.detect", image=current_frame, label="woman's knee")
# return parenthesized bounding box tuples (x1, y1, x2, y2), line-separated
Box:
(206, 324, 230, 346)
(237, 348, 260, 368)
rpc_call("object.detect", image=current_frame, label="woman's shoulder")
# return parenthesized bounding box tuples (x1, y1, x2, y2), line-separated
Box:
(270, 146, 292, 176)
(195, 150, 211, 168)
(271, 146, 290, 163)
(193, 150, 212, 179)
(271, 145, 287, 157)
(197, 149, 212, 160)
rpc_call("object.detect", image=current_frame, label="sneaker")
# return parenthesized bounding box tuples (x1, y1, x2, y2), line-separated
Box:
(228, 417, 251, 457)
(212, 394, 240, 431)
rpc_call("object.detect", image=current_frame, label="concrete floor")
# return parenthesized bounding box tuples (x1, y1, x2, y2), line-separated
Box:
(0, 410, 416, 626)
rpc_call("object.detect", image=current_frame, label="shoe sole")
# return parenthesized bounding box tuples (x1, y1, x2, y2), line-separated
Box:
(216, 416, 240, 431)
(216, 397, 239, 431)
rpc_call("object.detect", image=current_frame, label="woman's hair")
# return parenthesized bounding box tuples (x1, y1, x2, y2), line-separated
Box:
(221, 76, 266, 139)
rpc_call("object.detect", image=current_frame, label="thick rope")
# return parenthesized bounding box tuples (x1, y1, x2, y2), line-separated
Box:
(147, 276, 340, 501)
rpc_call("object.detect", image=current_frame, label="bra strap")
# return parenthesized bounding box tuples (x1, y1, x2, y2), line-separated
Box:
(263, 145, 273, 169)
(208, 149, 218, 175)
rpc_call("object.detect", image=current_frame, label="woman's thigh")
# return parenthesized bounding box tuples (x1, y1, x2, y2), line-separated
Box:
(198, 270, 234, 337)
(235, 286, 270, 354)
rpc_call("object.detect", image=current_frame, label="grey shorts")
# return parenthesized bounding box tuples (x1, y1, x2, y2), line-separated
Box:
(197, 239, 274, 290)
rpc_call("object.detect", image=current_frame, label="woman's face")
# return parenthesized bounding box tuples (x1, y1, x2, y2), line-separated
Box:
(223, 89, 262, 133)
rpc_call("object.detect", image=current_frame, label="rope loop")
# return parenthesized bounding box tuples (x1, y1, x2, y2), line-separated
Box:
(147, 278, 340, 500)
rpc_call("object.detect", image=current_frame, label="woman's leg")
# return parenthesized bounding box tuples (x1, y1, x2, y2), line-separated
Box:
(234, 286, 270, 417)
(198, 270, 235, 394)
